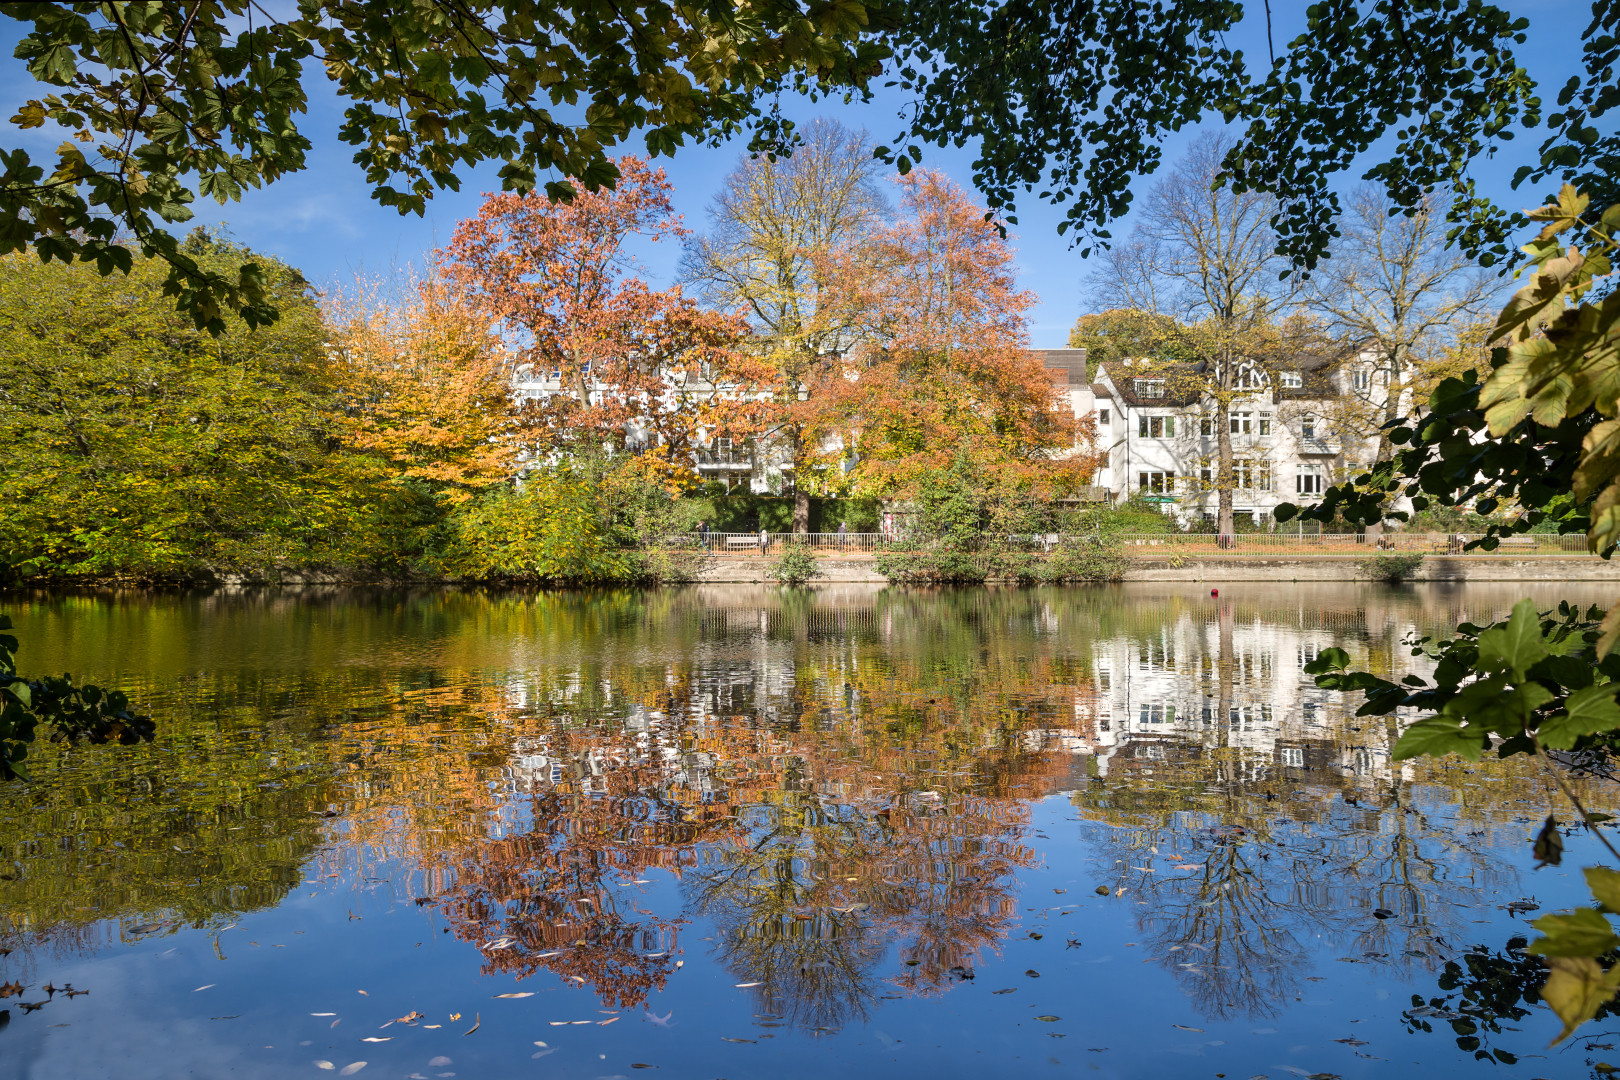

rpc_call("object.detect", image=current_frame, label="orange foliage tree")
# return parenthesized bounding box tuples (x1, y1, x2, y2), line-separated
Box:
(825, 170, 1094, 497)
(441, 157, 776, 486)
(324, 272, 519, 502)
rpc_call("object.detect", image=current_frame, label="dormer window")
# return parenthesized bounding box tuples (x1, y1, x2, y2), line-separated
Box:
(1281, 371, 1303, 389)
(1134, 378, 1166, 399)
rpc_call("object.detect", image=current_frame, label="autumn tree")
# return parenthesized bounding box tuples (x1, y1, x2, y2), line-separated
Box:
(1095, 134, 1302, 536)
(828, 170, 1091, 498)
(681, 119, 889, 531)
(442, 157, 774, 488)
(1306, 187, 1497, 534)
(0, 232, 366, 580)
(325, 270, 519, 500)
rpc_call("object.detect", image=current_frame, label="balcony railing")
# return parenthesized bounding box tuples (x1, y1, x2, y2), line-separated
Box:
(694, 447, 753, 469)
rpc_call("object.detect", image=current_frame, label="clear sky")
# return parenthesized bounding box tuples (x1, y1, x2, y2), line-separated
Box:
(0, 2, 1591, 346)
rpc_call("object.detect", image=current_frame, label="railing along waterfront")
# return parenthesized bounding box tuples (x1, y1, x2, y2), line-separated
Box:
(674, 531, 1593, 556)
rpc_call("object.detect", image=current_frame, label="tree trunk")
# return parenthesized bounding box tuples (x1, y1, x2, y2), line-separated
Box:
(791, 430, 810, 534)
(1365, 352, 1404, 541)
(1216, 399, 1236, 538)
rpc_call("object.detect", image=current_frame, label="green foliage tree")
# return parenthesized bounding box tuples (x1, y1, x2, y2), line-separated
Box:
(0, 233, 375, 581)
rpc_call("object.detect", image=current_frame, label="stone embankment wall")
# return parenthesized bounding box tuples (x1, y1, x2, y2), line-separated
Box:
(701, 555, 1620, 584)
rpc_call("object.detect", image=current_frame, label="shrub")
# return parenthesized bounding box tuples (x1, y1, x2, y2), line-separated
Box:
(1357, 552, 1424, 583)
(765, 543, 822, 586)
(1038, 535, 1134, 582)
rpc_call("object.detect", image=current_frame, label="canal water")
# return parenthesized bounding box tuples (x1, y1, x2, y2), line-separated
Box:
(0, 583, 1615, 1079)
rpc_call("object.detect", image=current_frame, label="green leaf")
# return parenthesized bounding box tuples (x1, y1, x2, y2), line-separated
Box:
(1476, 599, 1547, 678)
(1540, 955, 1620, 1045)
(1302, 646, 1349, 675)
(1529, 907, 1620, 956)
(1391, 717, 1486, 761)
(1587, 867, 1620, 913)
(1538, 684, 1620, 749)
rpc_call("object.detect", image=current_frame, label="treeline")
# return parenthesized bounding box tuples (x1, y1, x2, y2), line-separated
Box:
(0, 131, 1096, 585)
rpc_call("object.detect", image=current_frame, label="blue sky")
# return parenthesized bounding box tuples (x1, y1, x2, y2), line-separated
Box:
(0, 2, 1592, 346)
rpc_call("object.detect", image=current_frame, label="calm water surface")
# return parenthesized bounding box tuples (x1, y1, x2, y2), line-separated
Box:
(1, 583, 1617, 1079)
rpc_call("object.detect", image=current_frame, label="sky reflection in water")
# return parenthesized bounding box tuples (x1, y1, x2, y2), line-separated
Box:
(0, 583, 1616, 1080)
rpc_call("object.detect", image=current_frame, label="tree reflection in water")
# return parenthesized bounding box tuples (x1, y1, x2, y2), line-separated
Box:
(2, 584, 1616, 1031)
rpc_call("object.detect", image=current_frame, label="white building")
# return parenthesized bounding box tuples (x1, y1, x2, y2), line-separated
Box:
(1089, 349, 1394, 525)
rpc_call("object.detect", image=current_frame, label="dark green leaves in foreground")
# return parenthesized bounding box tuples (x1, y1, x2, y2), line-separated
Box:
(0, 614, 152, 780)
(1304, 600, 1620, 765)
(1, 0, 897, 333)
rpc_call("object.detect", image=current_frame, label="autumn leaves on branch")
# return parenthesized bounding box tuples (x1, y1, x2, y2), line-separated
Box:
(324, 149, 1093, 508)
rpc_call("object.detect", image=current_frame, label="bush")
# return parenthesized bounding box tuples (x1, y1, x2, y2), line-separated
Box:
(1037, 535, 1134, 582)
(765, 543, 822, 586)
(1357, 552, 1424, 583)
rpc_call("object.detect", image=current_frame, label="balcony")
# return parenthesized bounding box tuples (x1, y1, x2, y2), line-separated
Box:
(1296, 437, 1340, 455)
(695, 446, 753, 470)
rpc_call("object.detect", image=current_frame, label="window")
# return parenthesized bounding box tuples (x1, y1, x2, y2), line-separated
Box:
(1231, 458, 1269, 489)
(1200, 415, 1213, 437)
(1281, 371, 1303, 389)
(1299, 642, 1321, 667)
(1297, 464, 1324, 495)
(1300, 415, 1317, 439)
(1138, 415, 1174, 437)
(1134, 378, 1166, 399)
(1281, 747, 1305, 768)
(1230, 411, 1252, 435)
(1138, 703, 1175, 724)
(1351, 368, 1371, 390)
(1199, 465, 1213, 489)
(1097, 408, 1110, 426)
(1138, 470, 1176, 493)
(1258, 412, 1272, 436)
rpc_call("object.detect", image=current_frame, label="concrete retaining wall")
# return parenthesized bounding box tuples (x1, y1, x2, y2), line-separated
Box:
(700, 555, 1620, 584)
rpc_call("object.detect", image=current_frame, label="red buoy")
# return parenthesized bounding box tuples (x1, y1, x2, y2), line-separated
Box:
(1211, 588, 1219, 597)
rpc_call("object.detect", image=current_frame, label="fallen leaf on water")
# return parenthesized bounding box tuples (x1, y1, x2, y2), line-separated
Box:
(423, 1025, 442, 1029)
(391, 1012, 423, 1026)
(429, 1057, 452, 1067)
(632, 1064, 657, 1069)
(493, 993, 534, 999)
(1333, 1038, 1369, 1046)
(356, 990, 368, 997)
(360, 1037, 392, 1043)
(313, 1061, 334, 1071)
(1024, 970, 1040, 978)
(310, 1012, 336, 1017)
(1172, 1025, 1203, 1032)
(1035, 1015, 1060, 1022)
(548, 1022, 568, 1027)
(463, 1014, 480, 1036)
(338, 1064, 366, 1077)
(721, 1037, 755, 1044)
(570, 1020, 592, 1025)
(193, 985, 215, 992)
(599, 1017, 620, 1026)
(735, 982, 762, 988)
(0, 982, 23, 998)
(448, 1013, 461, 1022)
(1174, 864, 1201, 870)
(992, 989, 1016, 995)
(1115, 887, 1127, 898)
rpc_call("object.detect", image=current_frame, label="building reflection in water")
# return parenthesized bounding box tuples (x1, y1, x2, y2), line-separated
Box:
(0, 584, 1604, 1026)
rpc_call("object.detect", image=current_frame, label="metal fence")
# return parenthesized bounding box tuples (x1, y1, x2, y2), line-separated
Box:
(674, 531, 1592, 557)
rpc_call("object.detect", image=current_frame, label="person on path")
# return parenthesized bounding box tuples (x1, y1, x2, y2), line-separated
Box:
(837, 520, 848, 549)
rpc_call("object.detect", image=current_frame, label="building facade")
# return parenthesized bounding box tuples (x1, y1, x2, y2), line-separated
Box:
(1089, 350, 1393, 525)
